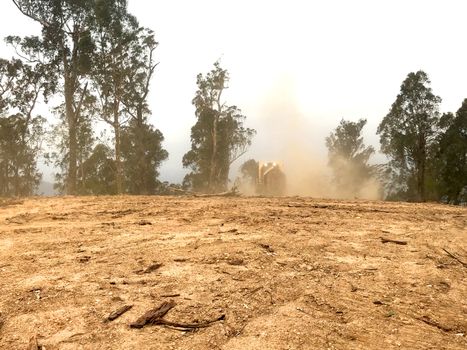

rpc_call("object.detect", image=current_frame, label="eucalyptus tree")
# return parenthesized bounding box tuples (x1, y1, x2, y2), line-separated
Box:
(326, 118, 375, 197)
(433, 100, 467, 203)
(183, 62, 256, 192)
(377, 71, 441, 201)
(9, 0, 127, 194)
(0, 58, 50, 195)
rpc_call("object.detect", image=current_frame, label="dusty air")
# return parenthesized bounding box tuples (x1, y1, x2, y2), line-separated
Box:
(0, 1, 466, 349)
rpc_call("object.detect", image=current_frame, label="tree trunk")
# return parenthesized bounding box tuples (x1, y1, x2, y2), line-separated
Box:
(14, 165, 19, 196)
(66, 87, 77, 195)
(114, 122, 123, 194)
(417, 133, 426, 202)
(419, 156, 425, 202)
(209, 114, 218, 193)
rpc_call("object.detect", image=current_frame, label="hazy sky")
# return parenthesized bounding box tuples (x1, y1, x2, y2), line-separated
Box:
(1, 0, 467, 183)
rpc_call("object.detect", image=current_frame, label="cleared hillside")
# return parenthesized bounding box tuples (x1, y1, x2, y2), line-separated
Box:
(0, 196, 465, 349)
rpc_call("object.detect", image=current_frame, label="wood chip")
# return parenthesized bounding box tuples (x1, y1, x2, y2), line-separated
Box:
(145, 263, 163, 273)
(259, 243, 274, 253)
(160, 293, 181, 298)
(380, 237, 408, 245)
(227, 258, 244, 266)
(107, 305, 133, 321)
(138, 220, 152, 226)
(138, 263, 163, 274)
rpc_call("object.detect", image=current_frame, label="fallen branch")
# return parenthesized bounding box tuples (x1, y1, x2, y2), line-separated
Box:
(129, 300, 225, 331)
(193, 188, 240, 198)
(130, 300, 176, 329)
(167, 187, 192, 195)
(417, 316, 453, 333)
(106, 305, 133, 322)
(167, 187, 240, 197)
(157, 314, 225, 331)
(442, 248, 467, 268)
(380, 237, 408, 245)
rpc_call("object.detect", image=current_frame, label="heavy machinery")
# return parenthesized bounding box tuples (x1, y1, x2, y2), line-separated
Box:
(256, 161, 286, 196)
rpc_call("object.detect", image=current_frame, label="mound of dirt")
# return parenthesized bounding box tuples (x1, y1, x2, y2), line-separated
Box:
(0, 196, 465, 349)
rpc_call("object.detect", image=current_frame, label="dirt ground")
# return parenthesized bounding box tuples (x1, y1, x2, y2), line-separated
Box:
(0, 196, 466, 350)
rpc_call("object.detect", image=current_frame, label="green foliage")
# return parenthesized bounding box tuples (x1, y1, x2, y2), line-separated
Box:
(79, 143, 116, 195)
(0, 115, 44, 196)
(377, 71, 441, 201)
(9, 0, 128, 194)
(121, 119, 168, 194)
(92, 7, 160, 194)
(0, 58, 47, 196)
(48, 104, 95, 194)
(240, 159, 259, 185)
(183, 62, 256, 192)
(432, 100, 467, 204)
(326, 118, 375, 197)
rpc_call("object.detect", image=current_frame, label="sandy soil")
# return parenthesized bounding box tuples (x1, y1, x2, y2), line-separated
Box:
(0, 196, 466, 350)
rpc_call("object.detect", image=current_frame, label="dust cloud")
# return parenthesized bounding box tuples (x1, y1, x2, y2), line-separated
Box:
(244, 76, 382, 200)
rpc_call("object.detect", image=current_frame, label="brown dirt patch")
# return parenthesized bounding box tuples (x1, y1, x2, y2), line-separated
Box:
(0, 196, 466, 349)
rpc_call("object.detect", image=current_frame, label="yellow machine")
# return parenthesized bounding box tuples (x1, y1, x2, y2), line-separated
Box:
(257, 161, 286, 196)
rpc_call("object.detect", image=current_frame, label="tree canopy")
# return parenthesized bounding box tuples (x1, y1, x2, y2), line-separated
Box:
(183, 62, 256, 193)
(326, 118, 375, 198)
(377, 71, 441, 201)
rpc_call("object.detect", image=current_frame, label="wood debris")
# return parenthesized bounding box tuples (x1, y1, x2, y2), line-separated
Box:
(130, 300, 176, 329)
(106, 305, 133, 322)
(417, 316, 455, 333)
(380, 237, 408, 245)
(259, 243, 274, 253)
(227, 258, 244, 266)
(136, 263, 163, 274)
(137, 220, 152, 226)
(442, 248, 467, 268)
(129, 300, 225, 331)
(167, 187, 240, 197)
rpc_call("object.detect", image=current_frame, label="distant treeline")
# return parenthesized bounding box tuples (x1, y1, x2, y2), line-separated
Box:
(320, 71, 466, 204)
(0, 1, 465, 203)
(0, 1, 254, 197)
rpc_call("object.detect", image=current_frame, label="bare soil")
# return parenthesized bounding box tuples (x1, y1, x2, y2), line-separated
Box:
(0, 196, 466, 349)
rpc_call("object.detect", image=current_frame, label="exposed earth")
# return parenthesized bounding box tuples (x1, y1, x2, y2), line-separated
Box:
(0, 196, 466, 349)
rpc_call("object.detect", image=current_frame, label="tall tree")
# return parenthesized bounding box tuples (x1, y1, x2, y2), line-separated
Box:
(48, 96, 96, 194)
(120, 120, 168, 194)
(120, 28, 167, 194)
(377, 71, 441, 201)
(325, 118, 375, 197)
(9, 0, 127, 194)
(79, 143, 116, 195)
(183, 62, 256, 192)
(433, 100, 467, 204)
(0, 58, 49, 196)
(92, 4, 138, 193)
(240, 159, 259, 186)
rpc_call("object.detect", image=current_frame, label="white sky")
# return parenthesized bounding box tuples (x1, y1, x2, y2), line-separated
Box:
(1, 0, 467, 183)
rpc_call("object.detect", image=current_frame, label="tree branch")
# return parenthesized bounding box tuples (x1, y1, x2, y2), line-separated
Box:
(12, 0, 50, 28)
